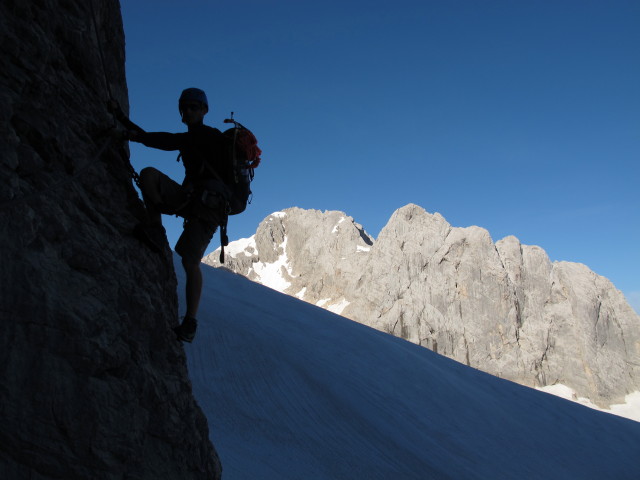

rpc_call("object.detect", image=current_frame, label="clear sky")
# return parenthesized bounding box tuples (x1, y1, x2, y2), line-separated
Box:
(120, 1, 639, 311)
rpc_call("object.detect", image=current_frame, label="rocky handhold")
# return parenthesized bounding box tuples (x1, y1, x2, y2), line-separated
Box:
(0, 1, 221, 478)
(206, 205, 640, 408)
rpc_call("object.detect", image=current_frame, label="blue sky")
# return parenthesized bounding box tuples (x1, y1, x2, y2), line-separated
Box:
(120, 1, 639, 310)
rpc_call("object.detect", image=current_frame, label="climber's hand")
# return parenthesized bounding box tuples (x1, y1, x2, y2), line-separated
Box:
(127, 130, 141, 142)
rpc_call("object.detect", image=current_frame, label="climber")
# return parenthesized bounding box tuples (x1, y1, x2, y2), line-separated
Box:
(110, 88, 231, 343)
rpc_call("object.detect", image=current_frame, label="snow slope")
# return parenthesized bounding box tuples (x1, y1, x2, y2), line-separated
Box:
(177, 257, 640, 480)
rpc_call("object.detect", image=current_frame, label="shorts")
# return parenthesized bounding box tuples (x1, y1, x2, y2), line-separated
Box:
(175, 217, 218, 263)
(152, 169, 220, 262)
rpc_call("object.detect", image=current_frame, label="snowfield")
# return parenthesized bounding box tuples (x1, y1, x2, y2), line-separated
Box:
(177, 256, 640, 480)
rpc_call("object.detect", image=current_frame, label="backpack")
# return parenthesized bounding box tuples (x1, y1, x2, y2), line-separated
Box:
(217, 113, 262, 262)
(221, 115, 262, 215)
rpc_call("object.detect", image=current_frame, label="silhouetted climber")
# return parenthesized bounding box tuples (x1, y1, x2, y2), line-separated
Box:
(111, 88, 236, 342)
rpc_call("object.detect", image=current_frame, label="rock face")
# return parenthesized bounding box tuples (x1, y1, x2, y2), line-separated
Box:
(205, 205, 640, 407)
(0, 1, 221, 478)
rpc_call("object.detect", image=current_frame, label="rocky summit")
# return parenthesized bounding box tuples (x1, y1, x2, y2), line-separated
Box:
(0, 1, 221, 478)
(205, 205, 640, 408)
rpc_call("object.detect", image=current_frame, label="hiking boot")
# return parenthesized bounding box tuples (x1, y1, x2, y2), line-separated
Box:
(133, 222, 166, 253)
(174, 316, 197, 343)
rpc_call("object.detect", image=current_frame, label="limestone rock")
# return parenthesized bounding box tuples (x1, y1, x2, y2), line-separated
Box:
(207, 207, 373, 313)
(206, 204, 640, 407)
(0, 1, 221, 478)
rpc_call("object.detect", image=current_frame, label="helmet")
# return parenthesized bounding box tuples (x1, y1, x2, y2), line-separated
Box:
(179, 87, 208, 112)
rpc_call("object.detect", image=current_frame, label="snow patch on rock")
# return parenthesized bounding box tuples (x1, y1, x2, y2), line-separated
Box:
(250, 237, 292, 293)
(537, 385, 640, 423)
(332, 216, 346, 233)
(225, 236, 257, 258)
(327, 298, 351, 315)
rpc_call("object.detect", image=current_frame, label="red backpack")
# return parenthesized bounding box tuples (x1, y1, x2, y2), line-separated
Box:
(222, 114, 261, 215)
(218, 113, 262, 262)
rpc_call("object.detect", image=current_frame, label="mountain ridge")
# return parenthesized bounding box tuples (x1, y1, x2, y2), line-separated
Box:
(204, 204, 640, 409)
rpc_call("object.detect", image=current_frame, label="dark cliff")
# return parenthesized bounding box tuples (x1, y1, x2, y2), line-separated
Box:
(0, 1, 221, 478)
